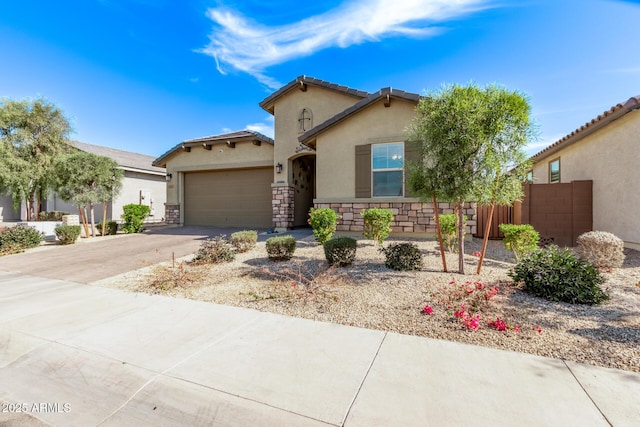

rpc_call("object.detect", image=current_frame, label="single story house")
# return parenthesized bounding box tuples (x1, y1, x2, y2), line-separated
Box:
(530, 94, 640, 249)
(0, 141, 166, 223)
(153, 76, 477, 234)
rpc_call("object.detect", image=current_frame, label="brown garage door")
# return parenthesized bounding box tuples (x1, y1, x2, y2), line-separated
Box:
(184, 168, 273, 227)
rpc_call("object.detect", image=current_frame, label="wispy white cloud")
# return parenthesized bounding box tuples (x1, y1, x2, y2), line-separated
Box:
(220, 116, 274, 138)
(199, 0, 493, 88)
(245, 116, 274, 138)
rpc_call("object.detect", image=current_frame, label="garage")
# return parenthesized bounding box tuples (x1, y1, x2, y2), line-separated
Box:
(184, 168, 273, 228)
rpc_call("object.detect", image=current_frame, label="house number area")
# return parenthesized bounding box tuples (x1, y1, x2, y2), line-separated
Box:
(2, 401, 71, 413)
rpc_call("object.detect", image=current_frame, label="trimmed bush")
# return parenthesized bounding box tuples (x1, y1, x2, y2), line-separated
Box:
(230, 230, 258, 253)
(98, 220, 118, 236)
(509, 245, 608, 305)
(121, 204, 150, 234)
(381, 243, 422, 271)
(499, 223, 540, 261)
(266, 235, 297, 261)
(37, 211, 69, 221)
(308, 208, 339, 244)
(193, 236, 235, 264)
(577, 231, 625, 269)
(323, 237, 357, 266)
(439, 214, 467, 253)
(0, 225, 43, 250)
(362, 208, 394, 245)
(55, 225, 81, 245)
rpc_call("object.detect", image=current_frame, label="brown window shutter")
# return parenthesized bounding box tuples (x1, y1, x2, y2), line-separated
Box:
(404, 141, 420, 197)
(355, 144, 371, 198)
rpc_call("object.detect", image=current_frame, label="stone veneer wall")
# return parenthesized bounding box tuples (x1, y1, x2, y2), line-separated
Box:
(314, 201, 477, 234)
(165, 204, 181, 224)
(272, 185, 295, 229)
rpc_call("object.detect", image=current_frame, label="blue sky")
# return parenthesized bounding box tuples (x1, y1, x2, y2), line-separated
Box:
(1, 0, 638, 157)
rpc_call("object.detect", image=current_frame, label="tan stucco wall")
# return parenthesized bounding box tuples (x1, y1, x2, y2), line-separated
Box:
(113, 171, 167, 222)
(164, 142, 274, 204)
(532, 110, 640, 247)
(315, 98, 417, 199)
(272, 85, 362, 182)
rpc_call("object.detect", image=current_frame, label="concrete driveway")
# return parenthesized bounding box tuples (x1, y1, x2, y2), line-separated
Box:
(0, 226, 310, 284)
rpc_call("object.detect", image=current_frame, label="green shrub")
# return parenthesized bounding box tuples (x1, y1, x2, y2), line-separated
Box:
(509, 245, 608, 305)
(121, 204, 150, 234)
(381, 242, 422, 271)
(308, 208, 339, 244)
(576, 231, 625, 269)
(98, 220, 118, 236)
(55, 225, 81, 245)
(439, 214, 466, 253)
(362, 208, 394, 245)
(37, 211, 70, 221)
(0, 225, 43, 250)
(266, 235, 297, 261)
(230, 230, 258, 253)
(499, 223, 540, 261)
(323, 237, 357, 266)
(193, 236, 235, 264)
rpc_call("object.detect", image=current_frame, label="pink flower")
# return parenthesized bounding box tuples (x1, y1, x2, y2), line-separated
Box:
(472, 251, 482, 257)
(464, 315, 480, 330)
(489, 317, 507, 331)
(484, 286, 499, 300)
(454, 305, 466, 318)
(535, 326, 542, 334)
(421, 305, 434, 315)
(514, 325, 520, 332)
(449, 280, 456, 285)
(474, 282, 486, 290)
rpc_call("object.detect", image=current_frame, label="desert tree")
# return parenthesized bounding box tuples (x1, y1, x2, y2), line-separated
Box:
(53, 152, 123, 237)
(408, 83, 534, 274)
(0, 98, 73, 220)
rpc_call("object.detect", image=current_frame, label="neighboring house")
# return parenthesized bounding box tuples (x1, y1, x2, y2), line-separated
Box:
(530, 94, 640, 249)
(154, 75, 477, 234)
(0, 141, 166, 223)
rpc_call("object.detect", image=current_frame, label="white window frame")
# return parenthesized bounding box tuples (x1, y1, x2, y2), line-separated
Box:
(371, 142, 404, 197)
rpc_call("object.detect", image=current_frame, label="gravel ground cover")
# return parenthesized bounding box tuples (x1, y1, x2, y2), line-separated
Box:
(97, 234, 640, 373)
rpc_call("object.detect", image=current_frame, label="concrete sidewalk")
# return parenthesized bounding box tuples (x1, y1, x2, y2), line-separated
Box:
(1, 271, 639, 426)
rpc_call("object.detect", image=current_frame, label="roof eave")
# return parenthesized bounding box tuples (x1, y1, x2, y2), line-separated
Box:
(532, 95, 640, 163)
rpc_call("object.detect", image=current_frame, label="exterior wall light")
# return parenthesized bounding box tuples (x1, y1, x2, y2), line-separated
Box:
(165, 173, 172, 182)
(275, 163, 283, 174)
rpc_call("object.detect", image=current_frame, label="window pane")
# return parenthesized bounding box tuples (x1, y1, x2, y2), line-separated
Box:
(373, 171, 403, 197)
(372, 143, 403, 170)
(550, 160, 560, 183)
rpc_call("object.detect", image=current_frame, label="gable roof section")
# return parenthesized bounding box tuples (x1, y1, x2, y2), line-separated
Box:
(152, 130, 274, 167)
(259, 75, 369, 114)
(72, 141, 165, 175)
(298, 87, 421, 145)
(532, 94, 640, 162)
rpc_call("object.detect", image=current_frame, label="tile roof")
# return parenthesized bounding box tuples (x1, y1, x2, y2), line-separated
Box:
(298, 87, 421, 145)
(152, 130, 274, 167)
(532, 95, 640, 162)
(259, 75, 369, 114)
(72, 141, 165, 175)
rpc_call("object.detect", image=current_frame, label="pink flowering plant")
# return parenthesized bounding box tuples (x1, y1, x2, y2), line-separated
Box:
(421, 280, 539, 334)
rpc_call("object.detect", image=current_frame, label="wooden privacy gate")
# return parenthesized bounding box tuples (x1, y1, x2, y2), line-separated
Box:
(474, 181, 593, 247)
(473, 203, 521, 240)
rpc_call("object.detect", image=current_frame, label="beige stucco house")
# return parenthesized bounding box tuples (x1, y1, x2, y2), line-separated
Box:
(531, 94, 640, 249)
(49, 141, 167, 223)
(154, 76, 477, 233)
(1, 141, 166, 223)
